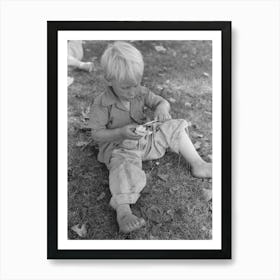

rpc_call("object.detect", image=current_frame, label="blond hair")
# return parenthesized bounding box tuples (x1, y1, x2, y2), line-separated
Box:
(101, 41, 144, 83)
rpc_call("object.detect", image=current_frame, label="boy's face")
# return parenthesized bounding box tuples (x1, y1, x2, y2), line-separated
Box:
(109, 78, 141, 101)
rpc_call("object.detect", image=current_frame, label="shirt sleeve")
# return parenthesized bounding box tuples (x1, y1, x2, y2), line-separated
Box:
(142, 86, 165, 109)
(88, 99, 109, 131)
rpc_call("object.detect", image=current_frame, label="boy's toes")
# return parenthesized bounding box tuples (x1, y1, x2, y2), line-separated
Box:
(118, 215, 145, 233)
(129, 218, 145, 232)
(191, 163, 212, 178)
(132, 218, 145, 228)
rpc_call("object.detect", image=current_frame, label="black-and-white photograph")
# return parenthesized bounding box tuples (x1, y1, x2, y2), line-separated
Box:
(48, 21, 231, 259)
(68, 39, 213, 239)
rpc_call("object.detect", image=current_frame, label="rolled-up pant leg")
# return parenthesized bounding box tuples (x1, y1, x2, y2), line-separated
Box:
(108, 148, 146, 210)
(158, 119, 189, 153)
(143, 119, 189, 160)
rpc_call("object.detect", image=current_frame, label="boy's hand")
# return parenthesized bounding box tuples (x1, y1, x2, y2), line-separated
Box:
(79, 61, 95, 72)
(154, 108, 172, 122)
(120, 124, 143, 140)
(154, 100, 172, 122)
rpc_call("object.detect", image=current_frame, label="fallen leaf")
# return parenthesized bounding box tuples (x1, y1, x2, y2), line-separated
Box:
(97, 192, 106, 201)
(208, 202, 212, 213)
(152, 184, 163, 193)
(146, 206, 163, 223)
(194, 141, 201, 150)
(71, 224, 87, 237)
(202, 189, 212, 201)
(81, 105, 91, 119)
(90, 56, 98, 62)
(163, 209, 174, 222)
(174, 208, 184, 219)
(76, 141, 88, 147)
(92, 161, 103, 168)
(192, 47, 197, 55)
(192, 132, 203, 138)
(154, 45, 166, 52)
(151, 224, 161, 236)
(142, 185, 152, 194)
(166, 209, 173, 215)
(203, 72, 210, 77)
(149, 235, 157, 240)
(169, 185, 180, 194)
(200, 180, 211, 189)
(168, 97, 176, 103)
(155, 161, 160, 166)
(201, 225, 207, 231)
(184, 102, 192, 108)
(156, 85, 163, 91)
(102, 178, 109, 186)
(68, 76, 74, 86)
(68, 117, 82, 130)
(190, 60, 196, 68)
(157, 173, 169, 182)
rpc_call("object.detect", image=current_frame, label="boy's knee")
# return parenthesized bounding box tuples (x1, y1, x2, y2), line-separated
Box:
(109, 148, 142, 170)
(160, 119, 188, 134)
(159, 119, 189, 153)
(177, 119, 189, 135)
(171, 118, 189, 128)
(161, 119, 188, 131)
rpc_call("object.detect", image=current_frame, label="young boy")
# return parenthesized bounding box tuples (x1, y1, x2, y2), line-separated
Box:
(89, 42, 212, 233)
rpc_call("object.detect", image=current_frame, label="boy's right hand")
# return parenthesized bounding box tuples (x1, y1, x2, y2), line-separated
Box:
(120, 124, 143, 140)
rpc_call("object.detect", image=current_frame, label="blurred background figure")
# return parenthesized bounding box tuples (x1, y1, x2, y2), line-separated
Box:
(68, 40, 95, 86)
(68, 40, 94, 72)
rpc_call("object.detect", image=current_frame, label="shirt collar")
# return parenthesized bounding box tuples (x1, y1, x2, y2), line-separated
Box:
(100, 86, 119, 106)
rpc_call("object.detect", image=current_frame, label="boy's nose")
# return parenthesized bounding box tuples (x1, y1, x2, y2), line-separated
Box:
(128, 87, 137, 97)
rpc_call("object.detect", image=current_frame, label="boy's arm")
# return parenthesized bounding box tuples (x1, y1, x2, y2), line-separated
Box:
(88, 101, 142, 143)
(92, 125, 142, 143)
(91, 127, 122, 143)
(143, 87, 171, 121)
(154, 99, 171, 121)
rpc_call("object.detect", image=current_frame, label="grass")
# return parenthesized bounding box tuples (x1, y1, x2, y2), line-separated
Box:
(68, 40, 212, 240)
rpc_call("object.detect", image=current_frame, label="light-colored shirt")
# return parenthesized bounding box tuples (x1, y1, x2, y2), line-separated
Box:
(88, 85, 165, 164)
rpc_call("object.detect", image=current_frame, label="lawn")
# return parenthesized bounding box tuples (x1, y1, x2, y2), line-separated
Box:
(67, 40, 212, 240)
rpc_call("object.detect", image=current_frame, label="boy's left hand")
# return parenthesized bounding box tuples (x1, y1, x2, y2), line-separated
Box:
(154, 108, 172, 122)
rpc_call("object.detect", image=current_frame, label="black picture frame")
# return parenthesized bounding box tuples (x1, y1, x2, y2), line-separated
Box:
(47, 21, 231, 259)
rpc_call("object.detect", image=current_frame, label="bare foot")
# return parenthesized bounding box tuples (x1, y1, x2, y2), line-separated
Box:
(191, 161, 212, 178)
(117, 205, 145, 233)
(79, 62, 94, 72)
